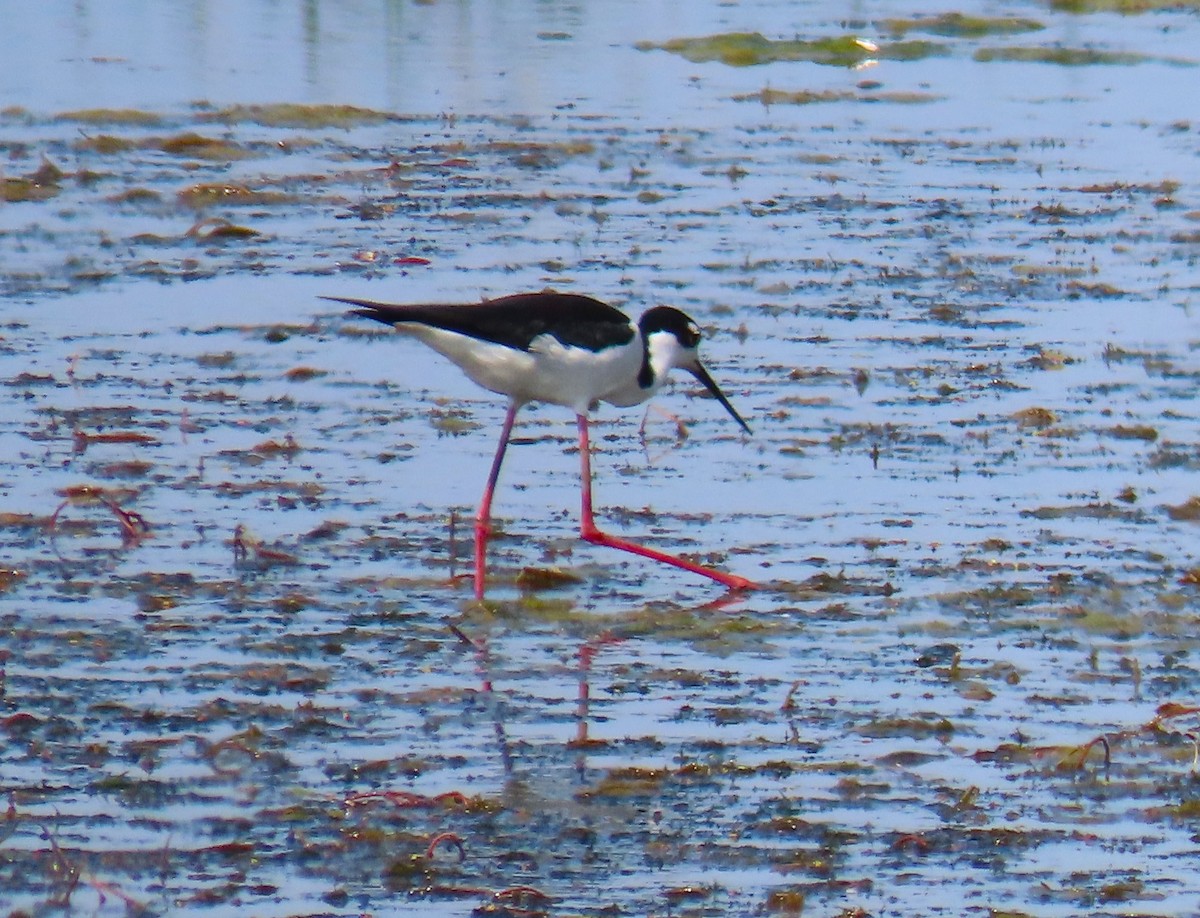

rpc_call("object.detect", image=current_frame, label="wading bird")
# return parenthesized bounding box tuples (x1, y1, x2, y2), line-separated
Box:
(332, 291, 755, 597)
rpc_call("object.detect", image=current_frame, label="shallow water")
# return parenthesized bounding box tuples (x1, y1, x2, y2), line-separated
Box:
(4, 0, 1200, 915)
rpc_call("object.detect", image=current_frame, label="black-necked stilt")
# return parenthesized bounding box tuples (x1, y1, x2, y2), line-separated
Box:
(330, 291, 755, 596)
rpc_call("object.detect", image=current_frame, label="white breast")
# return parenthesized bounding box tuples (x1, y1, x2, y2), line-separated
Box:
(401, 324, 649, 416)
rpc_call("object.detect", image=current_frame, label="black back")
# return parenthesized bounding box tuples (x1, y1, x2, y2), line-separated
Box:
(328, 292, 636, 352)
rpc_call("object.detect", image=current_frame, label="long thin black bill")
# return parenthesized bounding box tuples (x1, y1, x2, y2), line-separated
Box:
(689, 364, 752, 435)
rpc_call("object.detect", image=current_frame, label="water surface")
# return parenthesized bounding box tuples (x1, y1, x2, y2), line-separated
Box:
(3, 1, 1200, 914)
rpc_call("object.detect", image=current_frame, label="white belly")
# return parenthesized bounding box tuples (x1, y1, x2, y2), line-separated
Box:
(402, 325, 650, 416)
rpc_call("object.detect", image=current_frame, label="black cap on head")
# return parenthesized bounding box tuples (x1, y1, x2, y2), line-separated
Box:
(640, 307, 751, 435)
(639, 306, 702, 349)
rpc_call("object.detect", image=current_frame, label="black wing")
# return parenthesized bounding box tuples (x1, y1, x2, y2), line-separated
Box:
(328, 292, 636, 352)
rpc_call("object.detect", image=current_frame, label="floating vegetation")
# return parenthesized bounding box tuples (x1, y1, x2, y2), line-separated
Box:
(1078, 179, 1181, 195)
(733, 87, 941, 105)
(1165, 496, 1200, 521)
(176, 182, 296, 208)
(156, 132, 253, 160)
(1105, 424, 1158, 441)
(56, 107, 164, 125)
(428, 407, 480, 435)
(284, 365, 327, 381)
(75, 134, 136, 154)
(1, 157, 64, 202)
(185, 217, 261, 241)
(1012, 406, 1058, 428)
(1048, 0, 1200, 11)
(486, 138, 596, 167)
(974, 45, 1195, 65)
(516, 566, 585, 591)
(879, 12, 1046, 37)
(735, 88, 850, 105)
(107, 186, 162, 204)
(638, 32, 947, 67)
(1021, 501, 1143, 520)
(199, 102, 395, 128)
(2, 176, 59, 203)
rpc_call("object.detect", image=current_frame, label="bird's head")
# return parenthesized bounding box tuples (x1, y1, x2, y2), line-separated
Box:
(639, 306, 751, 435)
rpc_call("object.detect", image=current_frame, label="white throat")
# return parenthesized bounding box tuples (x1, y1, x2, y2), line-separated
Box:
(598, 330, 689, 409)
(644, 330, 686, 395)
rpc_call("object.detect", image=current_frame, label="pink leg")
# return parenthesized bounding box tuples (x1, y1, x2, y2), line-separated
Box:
(474, 403, 519, 599)
(576, 414, 756, 591)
